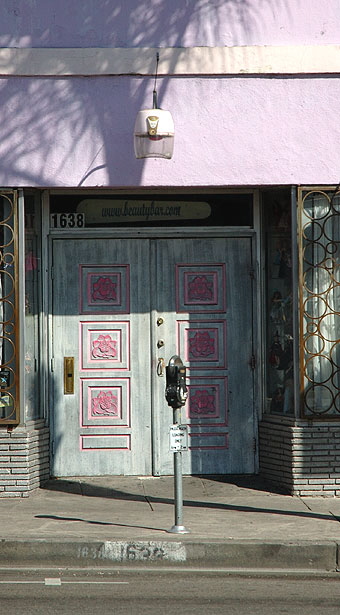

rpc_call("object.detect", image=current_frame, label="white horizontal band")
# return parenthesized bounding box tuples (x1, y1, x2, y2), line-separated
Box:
(0, 45, 338, 76)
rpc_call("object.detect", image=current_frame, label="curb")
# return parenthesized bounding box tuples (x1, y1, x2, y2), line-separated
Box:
(0, 540, 338, 571)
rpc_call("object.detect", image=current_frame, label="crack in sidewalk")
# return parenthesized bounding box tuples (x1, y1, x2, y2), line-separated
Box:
(140, 480, 155, 512)
(301, 497, 340, 523)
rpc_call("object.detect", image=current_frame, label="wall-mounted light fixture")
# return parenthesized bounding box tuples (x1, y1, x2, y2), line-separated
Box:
(134, 53, 174, 159)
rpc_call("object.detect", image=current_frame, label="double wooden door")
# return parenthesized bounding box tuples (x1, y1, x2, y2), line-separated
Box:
(50, 236, 256, 476)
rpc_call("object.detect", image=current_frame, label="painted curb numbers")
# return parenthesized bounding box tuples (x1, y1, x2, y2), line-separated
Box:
(77, 541, 187, 563)
(169, 424, 188, 452)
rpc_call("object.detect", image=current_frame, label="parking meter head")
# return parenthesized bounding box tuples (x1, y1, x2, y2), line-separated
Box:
(168, 355, 183, 374)
(165, 356, 188, 408)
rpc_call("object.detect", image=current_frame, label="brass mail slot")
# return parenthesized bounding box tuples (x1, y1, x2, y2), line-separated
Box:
(64, 357, 74, 395)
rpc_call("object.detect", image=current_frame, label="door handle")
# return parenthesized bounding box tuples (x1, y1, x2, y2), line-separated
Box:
(157, 357, 165, 377)
(64, 357, 74, 394)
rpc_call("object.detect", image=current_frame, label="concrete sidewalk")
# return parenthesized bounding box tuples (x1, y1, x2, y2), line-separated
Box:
(1, 475, 340, 571)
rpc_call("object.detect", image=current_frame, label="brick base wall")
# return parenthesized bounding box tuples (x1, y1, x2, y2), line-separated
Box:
(4, 416, 340, 496)
(0, 422, 50, 497)
(259, 415, 340, 496)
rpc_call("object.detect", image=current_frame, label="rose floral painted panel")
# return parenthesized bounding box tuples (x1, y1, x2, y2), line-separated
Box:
(92, 335, 117, 359)
(191, 388, 216, 414)
(187, 377, 228, 425)
(91, 388, 120, 418)
(189, 329, 218, 360)
(178, 320, 227, 369)
(79, 265, 130, 314)
(81, 378, 130, 428)
(189, 386, 219, 418)
(186, 377, 228, 450)
(176, 264, 226, 313)
(80, 321, 130, 370)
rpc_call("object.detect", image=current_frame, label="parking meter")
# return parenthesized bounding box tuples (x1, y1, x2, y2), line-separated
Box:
(165, 355, 190, 534)
(165, 355, 188, 409)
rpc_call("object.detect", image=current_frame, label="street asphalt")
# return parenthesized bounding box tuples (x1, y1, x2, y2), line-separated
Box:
(1, 475, 340, 571)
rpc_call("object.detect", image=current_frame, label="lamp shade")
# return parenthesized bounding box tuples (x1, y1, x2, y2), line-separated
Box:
(134, 108, 174, 159)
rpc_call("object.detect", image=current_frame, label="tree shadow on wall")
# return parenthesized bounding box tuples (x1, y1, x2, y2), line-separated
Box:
(0, 0, 294, 187)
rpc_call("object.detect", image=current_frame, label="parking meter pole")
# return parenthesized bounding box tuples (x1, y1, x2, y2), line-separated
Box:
(174, 450, 183, 526)
(168, 405, 190, 535)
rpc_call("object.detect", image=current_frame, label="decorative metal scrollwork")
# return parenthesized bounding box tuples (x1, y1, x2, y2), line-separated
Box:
(0, 192, 18, 423)
(300, 188, 340, 418)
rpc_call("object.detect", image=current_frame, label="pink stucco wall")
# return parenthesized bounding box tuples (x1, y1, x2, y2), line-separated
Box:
(0, 0, 339, 47)
(0, 2, 338, 188)
(0, 75, 339, 188)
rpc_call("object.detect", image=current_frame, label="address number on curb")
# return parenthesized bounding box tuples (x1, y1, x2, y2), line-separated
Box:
(50, 213, 85, 228)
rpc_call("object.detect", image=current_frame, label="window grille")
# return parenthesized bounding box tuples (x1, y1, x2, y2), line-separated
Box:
(300, 187, 340, 418)
(0, 191, 19, 424)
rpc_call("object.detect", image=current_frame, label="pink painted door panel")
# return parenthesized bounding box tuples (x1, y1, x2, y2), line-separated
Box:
(51, 235, 255, 477)
(152, 237, 255, 475)
(51, 238, 152, 476)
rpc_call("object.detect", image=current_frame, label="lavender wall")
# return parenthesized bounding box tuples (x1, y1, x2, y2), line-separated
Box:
(0, 75, 339, 187)
(0, 1, 338, 188)
(0, 0, 339, 48)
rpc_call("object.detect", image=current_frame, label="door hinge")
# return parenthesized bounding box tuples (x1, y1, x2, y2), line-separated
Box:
(253, 437, 257, 453)
(50, 357, 55, 372)
(249, 266, 255, 279)
(250, 354, 256, 370)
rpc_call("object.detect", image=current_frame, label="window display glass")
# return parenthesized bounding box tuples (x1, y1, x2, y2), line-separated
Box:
(24, 194, 41, 421)
(264, 191, 294, 415)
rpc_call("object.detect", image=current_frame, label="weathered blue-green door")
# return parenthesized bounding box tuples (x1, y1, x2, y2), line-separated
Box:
(152, 237, 256, 475)
(50, 236, 255, 476)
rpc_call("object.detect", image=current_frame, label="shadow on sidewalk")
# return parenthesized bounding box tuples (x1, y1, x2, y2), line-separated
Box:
(40, 476, 340, 524)
(42, 474, 289, 496)
(35, 514, 168, 533)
